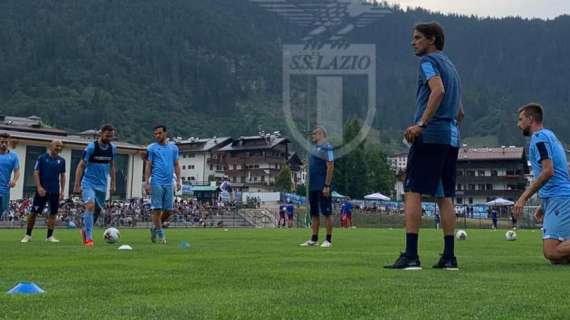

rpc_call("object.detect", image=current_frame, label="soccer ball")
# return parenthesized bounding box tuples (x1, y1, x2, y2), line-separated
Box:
(455, 229, 468, 240)
(505, 230, 517, 241)
(103, 227, 120, 244)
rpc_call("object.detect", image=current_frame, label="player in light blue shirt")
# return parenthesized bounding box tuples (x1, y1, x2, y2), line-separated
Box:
(144, 125, 181, 244)
(0, 133, 20, 215)
(514, 103, 570, 264)
(74, 125, 117, 247)
(387, 22, 464, 271)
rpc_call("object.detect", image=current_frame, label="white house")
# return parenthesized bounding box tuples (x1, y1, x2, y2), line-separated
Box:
(1, 116, 145, 200)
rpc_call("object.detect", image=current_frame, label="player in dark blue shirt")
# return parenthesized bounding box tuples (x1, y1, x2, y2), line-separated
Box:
(21, 140, 66, 243)
(300, 126, 335, 248)
(386, 22, 464, 271)
(514, 103, 570, 264)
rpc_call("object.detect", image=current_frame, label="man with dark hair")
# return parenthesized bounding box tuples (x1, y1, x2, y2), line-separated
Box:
(21, 140, 66, 243)
(0, 133, 20, 216)
(300, 126, 335, 248)
(144, 125, 181, 244)
(385, 22, 464, 270)
(74, 124, 117, 247)
(514, 103, 570, 264)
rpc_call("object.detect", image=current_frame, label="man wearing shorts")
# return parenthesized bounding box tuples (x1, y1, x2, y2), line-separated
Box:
(21, 140, 65, 243)
(144, 125, 181, 244)
(0, 133, 20, 217)
(300, 126, 334, 248)
(385, 22, 464, 270)
(74, 125, 117, 247)
(514, 103, 570, 264)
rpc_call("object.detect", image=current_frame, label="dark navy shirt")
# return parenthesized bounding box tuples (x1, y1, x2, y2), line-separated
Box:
(34, 153, 66, 193)
(415, 52, 461, 147)
(308, 142, 334, 191)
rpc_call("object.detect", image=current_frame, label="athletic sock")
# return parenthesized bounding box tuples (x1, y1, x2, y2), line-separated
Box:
(326, 234, 332, 243)
(443, 235, 455, 258)
(311, 234, 318, 242)
(93, 207, 101, 225)
(156, 228, 165, 240)
(47, 229, 54, 238)
(405, 233, 419, 259)
(26, 228, 33, 236)
(83, 211, 94, 241)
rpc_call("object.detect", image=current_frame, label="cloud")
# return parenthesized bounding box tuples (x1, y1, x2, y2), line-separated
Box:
(386, 0, 570, 19)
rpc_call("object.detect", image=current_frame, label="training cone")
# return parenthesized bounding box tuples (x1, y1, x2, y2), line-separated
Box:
(118, 245, 132, 251)
(179, 241, 191, 249)
(7, 282, 45, 295)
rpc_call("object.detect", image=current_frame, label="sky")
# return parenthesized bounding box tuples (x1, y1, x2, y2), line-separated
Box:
(385, 0, 570, 19)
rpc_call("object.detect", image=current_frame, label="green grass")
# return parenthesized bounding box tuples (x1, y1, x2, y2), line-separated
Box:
(0, 228, 568, 320)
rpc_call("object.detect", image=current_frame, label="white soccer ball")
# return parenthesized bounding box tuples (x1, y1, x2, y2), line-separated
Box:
(505, 230, 517, 241)
(103, 227, 120, 244)
(455, 229, 468, 240)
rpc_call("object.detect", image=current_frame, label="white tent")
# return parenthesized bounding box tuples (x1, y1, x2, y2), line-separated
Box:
(486, 198, 514, 206)
(364, 193, 391, 201)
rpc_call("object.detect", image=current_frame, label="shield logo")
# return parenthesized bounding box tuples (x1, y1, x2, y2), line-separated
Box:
(251, 0, 390, 158)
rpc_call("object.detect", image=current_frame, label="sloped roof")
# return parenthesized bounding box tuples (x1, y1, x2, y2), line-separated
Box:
(458, 147, 525, 161)
(177, 137, 232, 152)
(0, 129, 144, 151)
(219, 136, 289, 152)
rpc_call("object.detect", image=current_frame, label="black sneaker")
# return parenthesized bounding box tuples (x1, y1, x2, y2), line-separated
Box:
(433, 255, 459, 271)
(384, 253, 422, 270)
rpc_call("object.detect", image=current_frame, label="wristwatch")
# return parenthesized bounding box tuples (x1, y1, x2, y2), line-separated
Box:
(417, 121, 427, 128)
(324, 185, 331, 188)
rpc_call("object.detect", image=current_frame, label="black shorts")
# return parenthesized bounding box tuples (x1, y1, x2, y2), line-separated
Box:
(32, 192, 60, 215)
(404, 140, 459, 198)
(309, 191, 332, 217)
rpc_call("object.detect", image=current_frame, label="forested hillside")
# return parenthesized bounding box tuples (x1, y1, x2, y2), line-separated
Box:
(0, 0, 568, 148)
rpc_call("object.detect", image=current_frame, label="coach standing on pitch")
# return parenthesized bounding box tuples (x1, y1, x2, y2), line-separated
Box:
(300, 126, 334, 248)
(385, 22, 464, 270)
(21, 139, 66, 243)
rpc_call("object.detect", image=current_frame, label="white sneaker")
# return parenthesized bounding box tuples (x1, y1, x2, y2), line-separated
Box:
(46, 236, 60, 243)
(21, 235, 32, 243)
(300, 240, 318, 247)
(320, 240, 332, 248)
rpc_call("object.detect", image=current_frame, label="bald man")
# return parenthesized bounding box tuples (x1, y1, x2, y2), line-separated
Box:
(21, 140, 66, 243)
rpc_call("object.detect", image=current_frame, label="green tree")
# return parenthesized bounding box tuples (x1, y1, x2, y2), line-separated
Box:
(335, 119, 369, 198)
(295, 184, 306, 196)
(274, 166, 293, 193)
(365, 148, 396, 198)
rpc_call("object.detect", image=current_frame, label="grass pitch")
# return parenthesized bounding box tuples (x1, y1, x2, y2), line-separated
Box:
(0, 228, 568, 320)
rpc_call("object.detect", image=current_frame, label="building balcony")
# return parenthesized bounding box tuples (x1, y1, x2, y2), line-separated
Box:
(455, 189, 524, 199)
(456, 175, 527, 183)
(224, 155, 287, 164)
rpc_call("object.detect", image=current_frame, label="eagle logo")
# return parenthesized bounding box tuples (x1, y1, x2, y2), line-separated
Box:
(251, 0, 391, 48)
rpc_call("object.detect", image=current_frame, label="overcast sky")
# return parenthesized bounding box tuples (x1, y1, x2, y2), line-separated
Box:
(386, 0, 570, 19)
